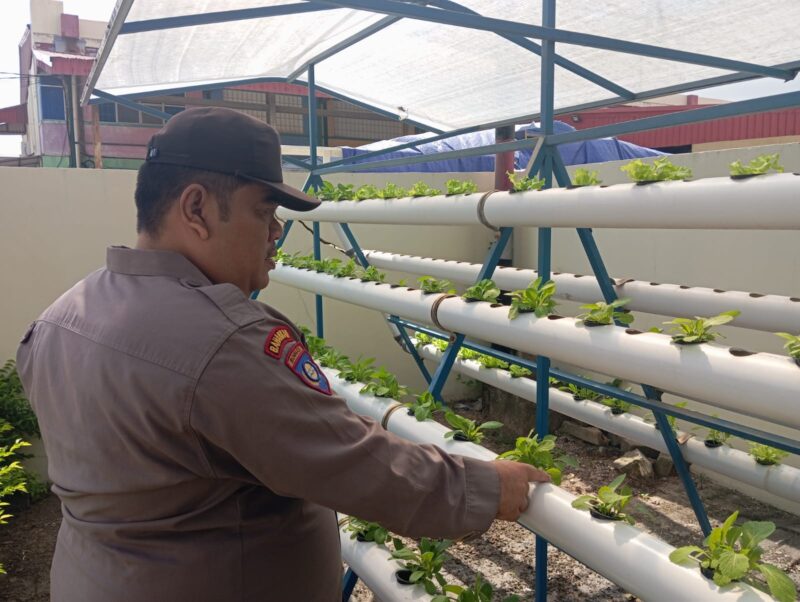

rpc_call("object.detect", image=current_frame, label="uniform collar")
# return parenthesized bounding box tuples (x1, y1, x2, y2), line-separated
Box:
(107, 246, 213, 286)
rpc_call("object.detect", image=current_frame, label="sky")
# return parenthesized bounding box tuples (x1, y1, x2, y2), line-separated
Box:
(1, 0, 799, 157)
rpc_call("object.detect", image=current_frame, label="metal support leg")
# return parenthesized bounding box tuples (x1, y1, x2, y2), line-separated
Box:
(313, 220, 324, 338)
(339, 223, 370, 267)
(341, 568, 359, 602)
(276, 220, 294, 249)
(427, 333, 466, 401)
(394, 318, 432, 384)
(477, 227, 513, 281)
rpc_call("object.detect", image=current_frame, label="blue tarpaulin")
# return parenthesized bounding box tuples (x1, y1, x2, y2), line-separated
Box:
(339, 120, 664, 172)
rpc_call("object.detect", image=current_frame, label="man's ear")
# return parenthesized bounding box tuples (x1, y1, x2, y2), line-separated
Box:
(177, 184, 214, 241)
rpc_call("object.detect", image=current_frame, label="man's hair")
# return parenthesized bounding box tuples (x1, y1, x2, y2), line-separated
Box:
(134, 162, 246, 235)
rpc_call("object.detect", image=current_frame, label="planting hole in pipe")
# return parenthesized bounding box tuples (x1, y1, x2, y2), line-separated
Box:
(729, 348, 757, 357)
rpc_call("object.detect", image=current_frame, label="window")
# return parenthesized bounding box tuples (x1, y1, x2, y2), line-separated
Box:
(116, 104, 140, 124)
(141, 104, 164, 125)
(40, 83, 65, 120)
(98, 103, 116, 123)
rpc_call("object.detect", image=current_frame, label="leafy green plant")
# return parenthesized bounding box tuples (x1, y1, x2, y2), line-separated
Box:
(463, 279, 501, 303)
(338, 356, 377, 383)
(445, 179, 478, 195)
(647, 401, 688, 435)
(377, 183, 408, 199)
(360, 367, 409, 400)
(571, 474, 636, 524)
(477, 354, 510, 370)
(333, 258, 361, 279)
(564, 383, 603, 402)
(0, 426, 31, 574)
(315, 180, 355, 201)
(0, 360, 40, 444)
(414, 332, 432, 348)
(506, 171, 545, 192)
(300, 329, 328, 358)
(669, 511, 797, 601)
(311, 257, 342, 274)
(418, 276, 454, 294)
(509, 365, 532, 379)
(343, 516, 390, 545)
(443, 575, 521, 602)
(408, 181, 442, 197)
(577, 298, 633, 326)
(748, 443, 789, 467)
(355, 183, 380, 201)
(572, 168, 602, 186)
(620, 157, 692, 182)
(508, 277, 557, 319)
(730, 154, 784, 176)
(457, 347, 482, 361)
(405, 391, 445, 422)
(705, 425, 732, 448)
(497, 432, 578, 485)
(360, 266, 386, 283)
(601, 396, 632, 415)
(432, 338, 450, 352)
(663, 310, 740, 344)
(775, 332, 800, 360)
(391, 537, 452, 596)
(317, 348, 349, 370)
(444, 411, 502, 444)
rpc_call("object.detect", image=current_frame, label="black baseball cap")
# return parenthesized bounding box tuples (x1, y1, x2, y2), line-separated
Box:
(145, 107, 319, 211)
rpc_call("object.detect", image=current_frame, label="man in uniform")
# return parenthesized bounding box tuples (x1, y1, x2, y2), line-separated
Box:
(16, 107, 549, 601)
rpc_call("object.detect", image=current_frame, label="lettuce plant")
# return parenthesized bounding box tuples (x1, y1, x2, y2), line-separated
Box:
(431, 338, 450, 352)
(508, 277, 557, 319)
(317, 348, 349, 370)
(418, 276, 454, 294)
(620, 157, 692, 182)
(775, 332, 800, 360)
(670, 511, 796, 601)
(377, 183, 408, 199)
(445, 179, 478, 195)
(315, 180, 355, 201)
(443, 575, 520, 602)
(601, 395, 632, 415)
(571, 474, 636, 524)
(300, 328, 328, 357)
(509, 365, 532, 378)
(333, 258, 361, 279)
(730, 153, 784, 176)
(572, 168, 602, 186)
(462, 279, 501, 303)
(355, 184, 380, 201)
(343, 516, 390, 545)
(360, 367, 408, 400)
(408, 181, 442, 197)
(577, 298, 633, 326)
(663, 310, 740, 344)
(458, 347, 481, 361)
(444, 411, 502, 444)
(360, 266, 386, 283)
(414, 332, 432, 348)
(476, 354, 509, 370)
(391, 537, 452, 596)
(748, 443, 788, 466)
(404, 391, 445, 422)
(338, 356, 377, 383)
(506, 171, 545, 192)
(497, 431, 578, 485)
(705, 426, 732, 448)
(646, 401, 688, 435)
(310, 257, 342, 274)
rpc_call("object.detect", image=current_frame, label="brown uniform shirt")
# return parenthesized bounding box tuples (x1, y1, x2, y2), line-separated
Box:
(16, 247, 500, 602)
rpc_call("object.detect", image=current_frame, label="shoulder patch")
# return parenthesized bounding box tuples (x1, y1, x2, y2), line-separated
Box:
(283, 341, 332, 396)
(264, 325, 295, 359)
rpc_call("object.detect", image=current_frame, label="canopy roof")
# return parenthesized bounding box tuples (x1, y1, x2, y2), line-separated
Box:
(86, 1, 800, 132)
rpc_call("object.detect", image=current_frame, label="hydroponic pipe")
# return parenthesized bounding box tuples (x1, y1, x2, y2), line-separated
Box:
(338, 515, 433, 602)
(363, 250, 800, 334)
(324, 370, 772, 602)
(271, 265, 800, 429)
(417, 344, 800, 504)
(278, 173, 800, 230)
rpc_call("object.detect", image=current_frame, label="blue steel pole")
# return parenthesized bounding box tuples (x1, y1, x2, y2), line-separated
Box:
(341, 568, 359, 601)
(307, 64, 324, 339)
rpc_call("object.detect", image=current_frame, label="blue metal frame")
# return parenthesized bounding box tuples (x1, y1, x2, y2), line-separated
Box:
(338, 224, 370, 267)
(92, 89, 173, 121)
(341, 567, 359, 601)
(312, 0, 793, 80)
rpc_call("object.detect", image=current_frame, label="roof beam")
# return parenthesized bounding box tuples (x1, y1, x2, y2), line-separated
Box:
(92, 89, 173, 121)
(81, 0, 134, 105)
(425, 0, 634, 100)
(120, 4, 337, 34)
(308, 0, 795, 81)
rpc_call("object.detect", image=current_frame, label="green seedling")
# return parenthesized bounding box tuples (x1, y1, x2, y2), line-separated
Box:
(338, 356, 377, 383)
(748, 443, 789, 467)
(508, 277, 557, 319)
(775, 332, 800, 360)
(311, 257, 342, 274)
(390, 537, 452, 597)
(601, 396, 633, 415)
(476, 354, 510, 370)
(463, 279, 501, 303)
(404, 391, 445, 422)
(663, 310, 740, 344)
(355, 184, 381, 201)
(577, 298, 633, 326)
(670, 511, 796, 601)
(620, 157, 692, 182)
(646, 401, 688, 435)
(317, 348, 349, 370)
(418, 276, 454, 294)
(408, 181, 442, 197)
(360, 367, 409, 400)
(457, 348, 482, 361)
(377, 183, 408, 199)
(315, 180, 355, 201)
(343, 516, 390, 545)
(571, 474, 636, 524)
(333, 259, 362, 279)
(444, 411, 502, 444)
(730, 153, 784, 176)
(360, 266, 386, 283)
(705, 426, 732, 447)
(414, 333, 432, 348)
(442, 574, 521, 602)
(509, 365, 533, 379)
(497, 431, 578, 485)
(506, 171, 545, 192)
(572, 168, 602, 186)
(432, 338, 450, 352)
(445, 179, 478, 195)
(300, 329, 328, 357)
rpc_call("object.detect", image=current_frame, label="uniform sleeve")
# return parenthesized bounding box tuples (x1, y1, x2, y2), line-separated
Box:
(190, 322, 500, 540)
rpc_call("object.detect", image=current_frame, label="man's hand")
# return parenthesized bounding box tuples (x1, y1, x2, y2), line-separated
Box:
(493, 460, 551, 521)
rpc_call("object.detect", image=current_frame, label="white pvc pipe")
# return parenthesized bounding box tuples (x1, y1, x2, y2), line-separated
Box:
(417, 344, 800, 504)
(364, 250, 800, 333)
(325, 370, 772, 602)
(338, 515, 433, 601)
(272, 266, 800, 429)
(279, 173, 800, 229)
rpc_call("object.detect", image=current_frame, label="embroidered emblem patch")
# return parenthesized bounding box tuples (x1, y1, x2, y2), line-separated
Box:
(264, 326, 295, 359)
(284, 341, 332, 395)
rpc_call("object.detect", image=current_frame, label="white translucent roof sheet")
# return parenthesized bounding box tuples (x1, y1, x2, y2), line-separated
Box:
(89, 0, 800, 132)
